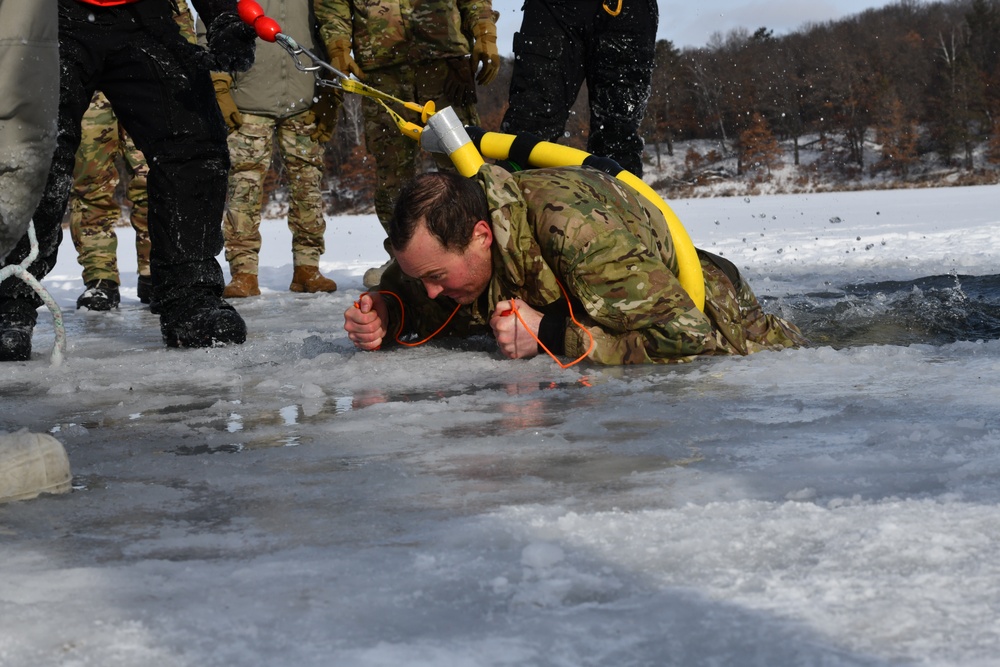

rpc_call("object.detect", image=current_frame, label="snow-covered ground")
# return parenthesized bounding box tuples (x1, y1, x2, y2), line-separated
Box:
(2, 183, 1000, 666)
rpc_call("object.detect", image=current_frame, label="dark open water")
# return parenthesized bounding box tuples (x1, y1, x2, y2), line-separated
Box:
(779, 274, 1000, 348)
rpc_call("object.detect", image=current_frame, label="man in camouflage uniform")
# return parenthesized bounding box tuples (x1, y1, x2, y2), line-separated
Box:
(344, 166, 806, 365)
(314, 0, 500, 287)
(70, 92, 152, 310)
(204, 0, 340, 298)
(70, 0, 195, 311)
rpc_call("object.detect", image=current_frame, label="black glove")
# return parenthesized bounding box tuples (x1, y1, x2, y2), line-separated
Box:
(206, 11, 257, 73)
(443, 57, 477, 108)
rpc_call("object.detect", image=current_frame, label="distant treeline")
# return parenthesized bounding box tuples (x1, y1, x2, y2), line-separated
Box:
(642, 0, 1000, 178)
(301, 0, 1000, 213)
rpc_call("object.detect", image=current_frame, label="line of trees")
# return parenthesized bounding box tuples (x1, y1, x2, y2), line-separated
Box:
(643, 0, 1000, 183)
(289, 0, 1000, 214)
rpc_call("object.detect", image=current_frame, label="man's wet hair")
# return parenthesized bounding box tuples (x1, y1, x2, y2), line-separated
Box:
(389, 171, 489, 252)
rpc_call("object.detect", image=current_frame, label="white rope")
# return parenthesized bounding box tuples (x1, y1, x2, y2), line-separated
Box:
(0, 221, 66, 366)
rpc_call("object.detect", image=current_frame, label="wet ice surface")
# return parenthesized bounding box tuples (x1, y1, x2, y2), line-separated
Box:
(3, 186, 1000, 666)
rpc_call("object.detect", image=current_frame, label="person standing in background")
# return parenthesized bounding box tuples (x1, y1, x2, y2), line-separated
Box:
(71, 0, 198, 312)
(70, 93, 153, 311)
(500, 0, 657, 177)
(314, 0, 501, 288)
(204, 0, 342, 299)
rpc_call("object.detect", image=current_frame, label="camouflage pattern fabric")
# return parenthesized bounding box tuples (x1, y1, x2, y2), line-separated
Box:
(314, 0, 492, 235)
(315, 0, 494, 71)
(377, 164, 807, 365)
(68, 0, 196, 284)
(363, 62, 481, 233)
(69, 91, 151, 284)
(223, 111, 326, 274)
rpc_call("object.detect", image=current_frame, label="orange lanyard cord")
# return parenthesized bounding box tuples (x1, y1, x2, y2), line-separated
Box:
(504, 279, 595, 369)
(361, 290, 461, 347)
(358, 279, 594, 366)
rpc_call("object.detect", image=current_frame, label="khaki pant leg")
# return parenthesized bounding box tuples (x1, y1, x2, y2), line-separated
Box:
(224, 113, 275, 275)
(70, 92, 122, 284)
(121, 129, 150, 276)
(278, 111, 326, 267)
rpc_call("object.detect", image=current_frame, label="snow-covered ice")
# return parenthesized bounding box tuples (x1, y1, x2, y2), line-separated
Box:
(2, 183, 1000, 666)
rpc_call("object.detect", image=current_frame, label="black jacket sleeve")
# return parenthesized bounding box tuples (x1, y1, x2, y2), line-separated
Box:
(188, 0, 239, 28)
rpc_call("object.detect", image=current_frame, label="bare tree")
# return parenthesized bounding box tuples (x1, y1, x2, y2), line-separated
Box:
(642, 39, 683, 169)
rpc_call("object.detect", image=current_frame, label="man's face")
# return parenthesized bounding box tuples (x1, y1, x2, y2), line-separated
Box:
(394, 219, 493, 305)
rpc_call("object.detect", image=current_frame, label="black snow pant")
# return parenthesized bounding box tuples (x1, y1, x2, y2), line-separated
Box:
(0, 0, 231, 317)
(500, 0, 657, 177)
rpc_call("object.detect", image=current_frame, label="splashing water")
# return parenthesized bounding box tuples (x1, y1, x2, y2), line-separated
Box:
(778, 274, 1000, 348)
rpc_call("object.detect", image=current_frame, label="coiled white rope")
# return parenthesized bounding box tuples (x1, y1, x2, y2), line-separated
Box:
(0, 221, 66, 366)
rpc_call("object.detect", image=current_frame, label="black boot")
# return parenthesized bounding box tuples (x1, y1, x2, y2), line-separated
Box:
(0, 299, 38, 362)
(137, 274, 152, 304)
(160, 291, 246, 348)
(77, 279, 120, 311)
(137, 274, 161, 314)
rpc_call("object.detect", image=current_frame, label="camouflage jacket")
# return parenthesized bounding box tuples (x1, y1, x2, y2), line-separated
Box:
(314, 0, 495, 71)
(376, 164, 807, 365)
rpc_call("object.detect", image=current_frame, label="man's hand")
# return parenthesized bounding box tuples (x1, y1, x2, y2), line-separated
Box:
(326, 39, 364, 79)
(470, 20, 500, 86)
(211, 72, 242, 132)
(444, 57, 476, 107)
(344, 293, 389, 351)
(310, 85, 342, 144)
(490, 299, 542, 359)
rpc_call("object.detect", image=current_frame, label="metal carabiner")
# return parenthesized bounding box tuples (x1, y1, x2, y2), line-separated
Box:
(273, 33, 346, 82)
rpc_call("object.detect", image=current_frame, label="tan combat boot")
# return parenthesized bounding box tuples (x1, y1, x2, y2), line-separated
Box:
(289, 265, 337, 293)
(223, 273, 261, 298)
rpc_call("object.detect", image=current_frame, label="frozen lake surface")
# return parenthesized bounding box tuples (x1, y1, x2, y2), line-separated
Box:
(2, 184, 1000, 666)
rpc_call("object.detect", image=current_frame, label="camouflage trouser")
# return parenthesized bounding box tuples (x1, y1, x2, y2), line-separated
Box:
(69, 90, 151, 283)
(224, 111, 326, 274)
(362, 60, 481, 237)
(700, 258, 809, 356)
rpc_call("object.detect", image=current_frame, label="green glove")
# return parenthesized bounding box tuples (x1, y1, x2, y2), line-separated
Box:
(310, 85, 343, 144)
(471, 20, 499, 86)
(444, 57, 477, 107)
(211, 72, 242, 132)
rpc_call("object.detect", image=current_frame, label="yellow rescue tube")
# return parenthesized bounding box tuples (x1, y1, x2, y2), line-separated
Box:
(469, 130, 706, 313)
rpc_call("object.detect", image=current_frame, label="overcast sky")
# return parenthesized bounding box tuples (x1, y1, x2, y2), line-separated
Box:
(490, 0, 901, 53)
